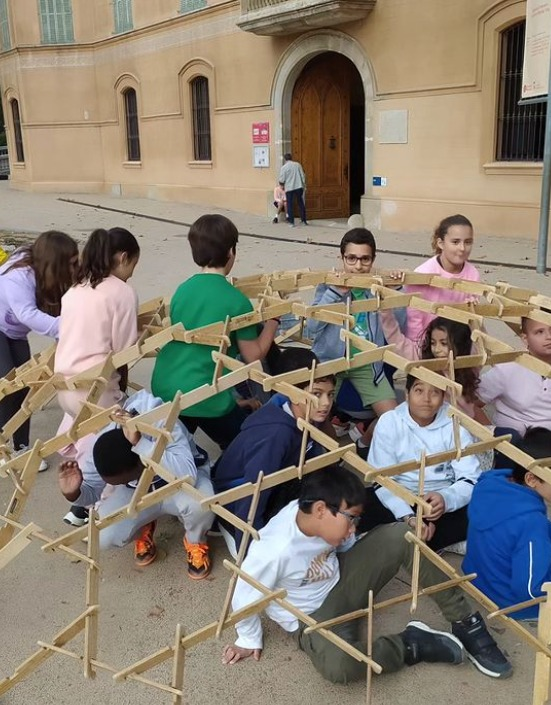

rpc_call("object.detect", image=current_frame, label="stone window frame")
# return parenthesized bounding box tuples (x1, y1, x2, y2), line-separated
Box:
(179, 59, 215, 167)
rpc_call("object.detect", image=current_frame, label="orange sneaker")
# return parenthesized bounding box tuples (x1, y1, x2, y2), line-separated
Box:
(183, 538, 211, 580)
(134, 521, 157, 567)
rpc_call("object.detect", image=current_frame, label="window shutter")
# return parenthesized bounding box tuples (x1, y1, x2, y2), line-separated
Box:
(0, 0, 11, 52)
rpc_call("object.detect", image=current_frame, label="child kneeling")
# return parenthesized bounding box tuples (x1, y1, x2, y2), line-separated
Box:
(57, 390, 214, 580)
(223, 467, 511, 680)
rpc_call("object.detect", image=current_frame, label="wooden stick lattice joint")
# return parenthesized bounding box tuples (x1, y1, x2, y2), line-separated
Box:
(2, 276, 551, 704)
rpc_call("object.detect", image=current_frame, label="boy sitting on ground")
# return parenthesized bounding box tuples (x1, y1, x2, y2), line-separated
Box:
(306, 228, 405, 451)
(464, 428, 551, 620)
(359, 376, 481, 554)
(222, 466, 511, 681)
(57, 389, 214, 579)
(213, 348, 334, 556)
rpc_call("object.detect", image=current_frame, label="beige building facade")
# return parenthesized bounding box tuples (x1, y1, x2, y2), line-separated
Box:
(0, 0, 546, 237)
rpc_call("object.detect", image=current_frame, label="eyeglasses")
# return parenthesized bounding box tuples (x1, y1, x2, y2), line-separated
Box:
(334, 508, 361, 528)
(343, 255, 373, 266)
(301, 499, 361, 527)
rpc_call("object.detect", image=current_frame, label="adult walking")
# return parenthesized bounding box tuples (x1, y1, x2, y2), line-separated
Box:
(279, 153, 307, 227)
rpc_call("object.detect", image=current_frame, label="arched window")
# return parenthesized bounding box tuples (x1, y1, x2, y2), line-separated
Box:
(10, 98, 24, 162)
(123, 88, 140, 161)
(496, 20, 547, 161)
(190, 76, 212, 161)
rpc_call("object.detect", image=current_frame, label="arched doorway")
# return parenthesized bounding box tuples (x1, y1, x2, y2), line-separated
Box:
(290, 52, 364, 219)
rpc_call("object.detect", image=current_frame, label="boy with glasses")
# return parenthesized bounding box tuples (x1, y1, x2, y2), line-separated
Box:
(222, 466, 511, 681)
(307, 228, 403, 449)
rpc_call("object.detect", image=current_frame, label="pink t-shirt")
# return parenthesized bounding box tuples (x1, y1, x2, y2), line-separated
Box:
(478, 362, 551, 434)
(54, 275, 138, 416)
(405, 256, 480, 344)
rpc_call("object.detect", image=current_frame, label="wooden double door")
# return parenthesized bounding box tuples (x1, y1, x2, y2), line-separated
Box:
(291, 54, 354, 220)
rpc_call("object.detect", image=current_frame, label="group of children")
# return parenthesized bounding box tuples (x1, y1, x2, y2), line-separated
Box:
(1, 211, 550, 687)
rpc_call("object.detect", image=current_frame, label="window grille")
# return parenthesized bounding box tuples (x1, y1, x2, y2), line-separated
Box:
(11, 99, 24, 162)
(496, 20, 547, 161)
(38, 0, 74, 44)
(123, 88, 141, 162)
(191, 76, 212, 161)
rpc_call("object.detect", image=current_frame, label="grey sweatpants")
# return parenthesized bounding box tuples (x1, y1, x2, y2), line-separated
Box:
(298, 522, 472, 684)
(98, 471, 214, 548)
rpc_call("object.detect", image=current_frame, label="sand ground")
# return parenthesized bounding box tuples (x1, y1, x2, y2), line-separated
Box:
(0, 182, 549, 705)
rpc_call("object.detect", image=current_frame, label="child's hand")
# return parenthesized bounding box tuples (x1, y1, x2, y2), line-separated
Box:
(388, 270, 404, 281)
(423, 492, 445, 521)
(237, 398, 262, 412)
(113, 408, 141, 446)
(222, 644, 262, 665)
(58, 460, 83, 502)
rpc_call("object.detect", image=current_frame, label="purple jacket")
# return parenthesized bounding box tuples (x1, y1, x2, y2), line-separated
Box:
(0, 255, 59, 340)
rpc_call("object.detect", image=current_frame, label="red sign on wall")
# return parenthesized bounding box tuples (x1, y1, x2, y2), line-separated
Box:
(252, 122, 270, 144)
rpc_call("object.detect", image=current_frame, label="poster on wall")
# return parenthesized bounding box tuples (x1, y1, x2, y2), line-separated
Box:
(252, 122, 270, 144)
(522, 0, 551, 99)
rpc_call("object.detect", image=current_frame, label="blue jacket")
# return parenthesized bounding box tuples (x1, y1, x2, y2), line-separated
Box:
(213, 396, 323, 549)
(463, 469, 551, 620)
(306, 284, 406, 383)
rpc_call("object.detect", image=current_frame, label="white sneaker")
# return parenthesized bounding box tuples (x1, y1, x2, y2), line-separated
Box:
(63, 508, 89, 527)
(445, 541, 467, 555)
(16, 445, 48, 472)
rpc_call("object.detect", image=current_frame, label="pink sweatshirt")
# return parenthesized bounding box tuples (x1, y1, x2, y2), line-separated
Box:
(54, 275, 138, 417)
(380, 307, 477, 418)
(405, 256, 480, 344)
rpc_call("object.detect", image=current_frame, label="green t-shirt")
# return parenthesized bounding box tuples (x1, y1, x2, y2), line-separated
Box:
(151, 273, 257, 417)
(350, 288, 369, 355)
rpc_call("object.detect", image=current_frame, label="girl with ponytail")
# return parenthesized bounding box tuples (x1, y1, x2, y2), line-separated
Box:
(54, 227, 140, 524)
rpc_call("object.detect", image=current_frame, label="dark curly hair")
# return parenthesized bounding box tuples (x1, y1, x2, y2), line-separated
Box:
(420, 317, 479, 403)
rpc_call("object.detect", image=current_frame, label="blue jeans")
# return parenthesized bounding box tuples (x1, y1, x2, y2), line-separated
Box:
(286, 188, 307, 225)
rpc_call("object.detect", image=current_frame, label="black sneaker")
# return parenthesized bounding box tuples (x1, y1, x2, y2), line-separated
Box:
(272, 217, 278, 224)
(402, 621, 464, 666)
(451, 612, 513, 679)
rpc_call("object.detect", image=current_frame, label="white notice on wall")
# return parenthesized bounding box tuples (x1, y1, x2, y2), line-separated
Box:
(522, 0, 551, 99)
(253, 146, 270, 168)
(379, 110, 408, 144)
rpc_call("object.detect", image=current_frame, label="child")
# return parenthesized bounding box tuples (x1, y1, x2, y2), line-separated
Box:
(0, 230, 78, 464)
(213, 348, 334, 555)
(381, 315, 482, 419)
(151, 214, 279, 450)
(406, 215, 480, 344)
(477, 316, 551, 437)
(222, 466, 511, 680)
(359, 376, 481, 553)
(54, 227, 140, 525)
(463, 428, 551, 620)
(272, 181, 286, 224)
(307, 228, 400, 447)
(57, 389, 214, 579)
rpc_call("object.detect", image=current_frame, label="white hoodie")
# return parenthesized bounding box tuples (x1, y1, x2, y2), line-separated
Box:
(368, 401, 480, 519)
(74, 389, 210, 508)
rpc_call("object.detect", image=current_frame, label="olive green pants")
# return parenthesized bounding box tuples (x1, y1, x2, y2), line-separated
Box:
(298, 522, 471, 684)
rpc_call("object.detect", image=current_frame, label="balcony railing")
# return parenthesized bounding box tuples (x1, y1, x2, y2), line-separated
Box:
(237, 0, 376, 36)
